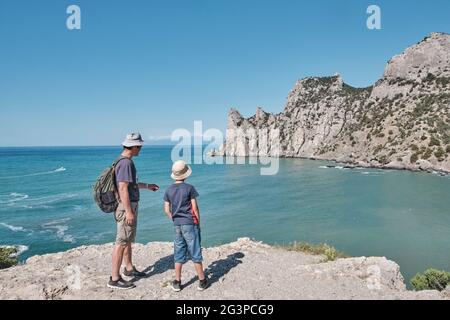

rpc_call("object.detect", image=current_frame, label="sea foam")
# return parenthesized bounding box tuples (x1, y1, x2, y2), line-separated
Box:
(0, 167, 66, 179)
(0, 245, 29, 257)
(1, 193, 77, 209)
(42, 218, 76, 243)
(0, 222, 27, 232)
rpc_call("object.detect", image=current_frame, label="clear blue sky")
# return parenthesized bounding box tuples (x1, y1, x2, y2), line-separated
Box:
(1, 0, 449, 146)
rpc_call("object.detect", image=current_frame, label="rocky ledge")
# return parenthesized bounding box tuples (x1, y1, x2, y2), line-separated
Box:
(0, 238, 447, 300)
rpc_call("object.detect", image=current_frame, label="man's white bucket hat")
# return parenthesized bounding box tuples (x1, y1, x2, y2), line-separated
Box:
(122, 133, 144, 147)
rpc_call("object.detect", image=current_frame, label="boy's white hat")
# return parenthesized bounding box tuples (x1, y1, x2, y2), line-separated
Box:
(171, 160, 192, 180)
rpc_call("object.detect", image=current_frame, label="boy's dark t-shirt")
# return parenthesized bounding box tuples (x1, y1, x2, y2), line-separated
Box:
(164, 182, 199, 225)
(115, 158, 140, 202)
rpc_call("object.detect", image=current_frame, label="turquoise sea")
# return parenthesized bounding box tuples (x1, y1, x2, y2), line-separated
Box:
(1, 146, 449, 285)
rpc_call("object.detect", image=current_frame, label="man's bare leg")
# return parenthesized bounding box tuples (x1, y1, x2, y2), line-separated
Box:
(123, 242, 133, 271)
(112, 244, 126, 281)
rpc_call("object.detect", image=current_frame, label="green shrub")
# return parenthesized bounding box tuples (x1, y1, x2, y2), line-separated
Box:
(434, 147, 445, 160)
(378, 155, 389, 164)
(425, 73, 436, 82)
(436, 77, 450, 87)
(411, 268, 450, 291)
(374, 145, 384, 154)
(323, 245, 341, 262)
(281, 242, 347, 262)
(0, 247, 18, 269)
(413, 98, 434, 118)
(421, 148, 433, 160)
(429, 136, 441, 147)
(410, 153, 419, 164)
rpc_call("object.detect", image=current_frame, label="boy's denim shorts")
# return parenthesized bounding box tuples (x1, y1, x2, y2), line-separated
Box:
(173, 224, 203, 264)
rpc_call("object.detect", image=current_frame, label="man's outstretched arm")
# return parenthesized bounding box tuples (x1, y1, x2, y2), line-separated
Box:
(138, 183, 159, 191)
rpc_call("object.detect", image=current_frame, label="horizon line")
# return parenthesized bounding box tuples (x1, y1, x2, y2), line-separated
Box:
(0, 144, 218, 148)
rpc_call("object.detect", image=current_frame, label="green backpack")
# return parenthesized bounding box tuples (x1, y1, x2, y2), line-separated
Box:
(92, 157, 127, 213)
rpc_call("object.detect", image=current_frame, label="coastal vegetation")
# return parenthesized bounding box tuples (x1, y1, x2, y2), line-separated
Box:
(411, 268, 450, 291)
(0, 247, 18, 269)
(281, 242, 347, 262)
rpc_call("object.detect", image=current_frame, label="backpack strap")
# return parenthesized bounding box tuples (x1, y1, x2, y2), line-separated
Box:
(112, 156, 129, 167)
(112, 156, 131, 204)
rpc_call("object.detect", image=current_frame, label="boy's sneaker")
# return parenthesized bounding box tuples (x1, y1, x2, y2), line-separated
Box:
(171, 280, 181, 292)
(197, 278, 209, 291)
(107, 276, 136, 290)
(123, 266, 146, 278)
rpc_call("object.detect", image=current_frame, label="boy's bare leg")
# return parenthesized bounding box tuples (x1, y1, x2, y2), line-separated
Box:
(194, 262, 205, 281)
(175, 262, 183, 281)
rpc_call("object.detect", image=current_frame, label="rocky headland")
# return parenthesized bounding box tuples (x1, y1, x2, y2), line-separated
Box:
(223, 32, 450, 174)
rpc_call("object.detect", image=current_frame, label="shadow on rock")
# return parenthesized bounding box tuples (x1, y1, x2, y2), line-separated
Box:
(131, 255, 174, 283)
(184, 252, 245, 288)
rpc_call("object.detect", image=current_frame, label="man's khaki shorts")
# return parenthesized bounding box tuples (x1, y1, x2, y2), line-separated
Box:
(114, 202, 138, 245)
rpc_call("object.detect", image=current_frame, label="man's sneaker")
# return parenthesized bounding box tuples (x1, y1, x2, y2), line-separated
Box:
(123, 266, 147, 278)
(197, 278, 209, 291)
(171, 280, 181, 292)
(107, 276, 136, 290)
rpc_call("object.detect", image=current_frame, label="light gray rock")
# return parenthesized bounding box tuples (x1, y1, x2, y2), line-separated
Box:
(0, 238, 446, 300)
(223, 32, 450, 174)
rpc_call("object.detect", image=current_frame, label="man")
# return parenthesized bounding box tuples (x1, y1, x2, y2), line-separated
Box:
(108, 132, 159, 290)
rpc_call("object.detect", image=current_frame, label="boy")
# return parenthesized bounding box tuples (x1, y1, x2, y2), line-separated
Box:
(163, 160, 209, 291)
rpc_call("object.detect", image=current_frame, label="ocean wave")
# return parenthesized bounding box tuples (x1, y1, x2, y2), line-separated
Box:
(361, 171, 385, 176)
(42, 218, 72, 226)
(0, 167, 66, 180)
(0, 245, 29, 257)
(318, 165, 345, 170)
(0, 222, 27, 232)
(17, 205, 53, 210)
(42, 218, 76, 243)
(11, 245, 29, 257)
(24, 193, 78, 206)
(0, 193, 29, 204)
(1, 193, 78, 209)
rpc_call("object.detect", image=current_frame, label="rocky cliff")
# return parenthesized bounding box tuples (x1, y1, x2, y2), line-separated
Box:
(224, 32, 450, 173)
(0, 238, 447, 300)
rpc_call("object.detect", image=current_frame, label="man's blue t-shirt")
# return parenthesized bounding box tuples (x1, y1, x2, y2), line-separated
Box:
(164, 182, 199, 225)
(115, 157, 140, 202)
